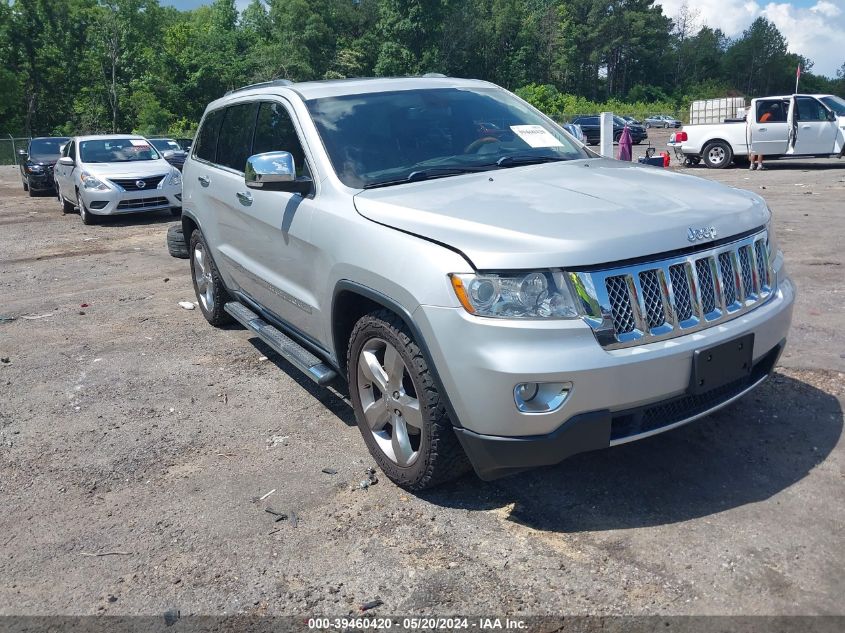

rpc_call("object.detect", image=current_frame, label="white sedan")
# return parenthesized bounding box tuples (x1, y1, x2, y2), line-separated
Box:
(54, 135, 182, 225)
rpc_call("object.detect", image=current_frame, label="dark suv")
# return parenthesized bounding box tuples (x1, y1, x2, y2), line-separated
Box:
(570, 116, 647, 145)
(18, 137, 70, 195)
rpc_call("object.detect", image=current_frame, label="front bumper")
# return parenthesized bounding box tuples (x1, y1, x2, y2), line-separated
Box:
(414, 272, 794, 478)
(25, 170, 56, 190)
(81, 184, 182, 216)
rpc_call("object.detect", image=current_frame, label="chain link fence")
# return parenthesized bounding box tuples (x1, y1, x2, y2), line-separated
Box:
(0, 136, 31, 166)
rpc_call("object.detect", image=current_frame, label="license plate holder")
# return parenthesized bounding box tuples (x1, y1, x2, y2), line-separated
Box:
(690, 333, 754, 395)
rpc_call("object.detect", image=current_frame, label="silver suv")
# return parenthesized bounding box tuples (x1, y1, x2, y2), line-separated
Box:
(180, 77, 794, 489)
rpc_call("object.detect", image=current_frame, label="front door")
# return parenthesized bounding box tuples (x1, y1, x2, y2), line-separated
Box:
(788, 96, 838, 155)
(748, 98, 789, 156)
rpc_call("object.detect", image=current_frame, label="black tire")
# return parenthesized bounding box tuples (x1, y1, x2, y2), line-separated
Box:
(22, 178, 29, 192)
(28, 186, 35, 197)
(189, 229, 232, 326)
(60, 193, 74, 214)
(167, 224, 190, 259)
(77, 190, 97, 225)
(170, 207, 182, 217)
(702, 140, 733, 169)
(347, 310, 470, 490)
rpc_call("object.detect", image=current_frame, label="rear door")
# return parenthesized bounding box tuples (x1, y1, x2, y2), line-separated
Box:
(748, 98, 789, 155)
(787, 96, 838, 155)
(219, 99, 320, 337)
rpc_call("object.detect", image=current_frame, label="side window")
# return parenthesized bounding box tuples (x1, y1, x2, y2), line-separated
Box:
(194, 108, 224, 163)
(795, 97, 827, 122)
(216, 102, 259, 172)
(756, 100, 786, 123)
(66, 141, 75, 160)
(253, 101, 309, 177)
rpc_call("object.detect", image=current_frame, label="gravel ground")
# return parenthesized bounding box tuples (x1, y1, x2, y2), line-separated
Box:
(0, 135, 843, 620)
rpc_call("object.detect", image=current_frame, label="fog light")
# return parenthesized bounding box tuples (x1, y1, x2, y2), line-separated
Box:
(89, 200, 108, 210)
(514, 382, 572, 413)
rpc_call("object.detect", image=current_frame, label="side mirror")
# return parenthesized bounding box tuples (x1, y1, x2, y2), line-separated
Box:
(828, 110, 837, 122)
(17, 148, 27, 157)
(58, 156, 75, 166)
(245, 151, 312, 195)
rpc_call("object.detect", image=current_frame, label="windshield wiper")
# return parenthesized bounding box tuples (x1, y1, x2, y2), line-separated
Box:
(494, 154, 569, 167)
(363, 165, 492, 189)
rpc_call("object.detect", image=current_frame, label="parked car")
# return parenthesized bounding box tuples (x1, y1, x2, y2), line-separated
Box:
(18, 136, 70, 195)
(570, 115, 648, 145)
(621, 115, 642, 125)
(148, 137, 188, 171)
(175, 137, 193, 152)
(670, 93, 845, 168)
(54, 135, 182, 225)
(645, 114, 682, 128)
(177, 76, 793, 489)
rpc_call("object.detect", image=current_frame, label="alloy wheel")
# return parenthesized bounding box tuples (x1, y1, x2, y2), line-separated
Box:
(192, 241, 215, 313)
(356, 337, 422, 467)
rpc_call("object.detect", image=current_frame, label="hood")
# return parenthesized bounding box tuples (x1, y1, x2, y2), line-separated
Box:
(82, 159, 173, 179)
(353, 158, 770, 270)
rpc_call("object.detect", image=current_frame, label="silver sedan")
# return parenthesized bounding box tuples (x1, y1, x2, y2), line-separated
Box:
(54, 135, 182, 225)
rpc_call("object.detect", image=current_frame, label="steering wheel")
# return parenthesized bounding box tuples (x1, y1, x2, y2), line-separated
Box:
(464, 136, 500, 154)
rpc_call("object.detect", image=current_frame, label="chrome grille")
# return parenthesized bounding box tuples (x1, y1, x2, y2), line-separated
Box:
(109, 175, 166, 191)
(718, 252, 737, 305)
(573, 230, 775, 349)
(738, 246, 754, 298)
(668, 264, 693, 321)
(638, 270, 666, 329)
(605, 276, 636, 334)
(695, 258, 716, 314)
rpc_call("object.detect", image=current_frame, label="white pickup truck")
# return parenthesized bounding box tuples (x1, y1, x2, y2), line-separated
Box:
(669, 94, 845, 168)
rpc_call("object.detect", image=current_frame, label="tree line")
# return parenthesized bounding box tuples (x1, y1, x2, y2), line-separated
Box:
(1, 0, 843, 137)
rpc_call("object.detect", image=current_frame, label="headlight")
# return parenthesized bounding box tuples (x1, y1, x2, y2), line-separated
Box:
(169, 170, 182, 187)
(449, 271, 581, 319)
(81, 172, 109, 191)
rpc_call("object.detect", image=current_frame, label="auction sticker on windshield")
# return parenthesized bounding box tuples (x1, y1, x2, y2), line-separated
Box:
(129, 139, 150, 147)
(510, 125, 563, 148)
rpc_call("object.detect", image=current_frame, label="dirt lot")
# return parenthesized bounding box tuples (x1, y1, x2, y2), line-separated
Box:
(1, 134, 843, 620)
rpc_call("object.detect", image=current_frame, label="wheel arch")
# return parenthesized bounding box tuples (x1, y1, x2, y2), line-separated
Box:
(331, 280, 464, 429)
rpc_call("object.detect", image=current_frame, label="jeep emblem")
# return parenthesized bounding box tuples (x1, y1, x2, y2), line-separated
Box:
(687, 226, 717, 242)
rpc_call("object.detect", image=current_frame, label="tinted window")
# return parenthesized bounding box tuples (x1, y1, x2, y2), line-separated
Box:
(194, 108, 225, 163)
(253, 101, 308, 176)
(216, 103, 259, 171)
(30, 138, 69, 157)
(577, 117, 598, 126)
(756, 100, 787, 123)
(795, 97, 828, 122)
(820, 96, 845, 116)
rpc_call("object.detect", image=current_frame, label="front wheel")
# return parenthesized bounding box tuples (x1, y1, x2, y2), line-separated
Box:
(77, 191, 97, 225)
(702, 141, 733, 169)
(347, 310, 470, 490)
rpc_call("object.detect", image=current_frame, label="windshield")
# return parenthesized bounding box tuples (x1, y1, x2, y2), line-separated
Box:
(150, 139, 181, 151)
(79, 139, 161, 163)
(306, 87, 589, 188)
(820, 96, 845, 116)
(30, 138, 68, 157)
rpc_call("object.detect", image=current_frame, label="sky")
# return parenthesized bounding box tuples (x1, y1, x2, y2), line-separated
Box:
(161, 0, 845, 78)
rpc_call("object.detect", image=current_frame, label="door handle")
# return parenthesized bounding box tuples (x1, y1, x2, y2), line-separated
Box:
(801, 125, 812, 129)
(236, 191, 253, 206)
(758, 127, 767, 132)
(198, 175, 210, 187)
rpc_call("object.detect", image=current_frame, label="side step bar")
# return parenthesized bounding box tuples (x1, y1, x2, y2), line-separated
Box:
(224, 301, 337, 385)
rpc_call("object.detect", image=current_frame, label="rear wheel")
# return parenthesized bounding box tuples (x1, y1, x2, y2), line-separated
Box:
(167, 224, 189, 259)
(189, 230, 232, 326)
(347, 310, 470, 490)
(702, 141, 733, 169)
(22, 178, 29, 192)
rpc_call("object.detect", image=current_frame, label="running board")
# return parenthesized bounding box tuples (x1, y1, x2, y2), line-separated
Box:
(224, 301, 337, 385)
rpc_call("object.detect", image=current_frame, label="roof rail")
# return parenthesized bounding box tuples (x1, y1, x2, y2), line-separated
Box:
(225, 79, 294, 96)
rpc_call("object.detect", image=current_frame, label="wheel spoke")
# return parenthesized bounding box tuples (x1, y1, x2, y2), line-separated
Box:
(194, 248, 205, 276)
(362, 399, 390, 431)
(391, 416, 415, 466)
(383, 344, 405, 390)
(397, 395, 423, 432)
(360, 349, 389, 393)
